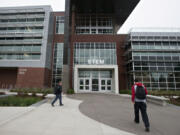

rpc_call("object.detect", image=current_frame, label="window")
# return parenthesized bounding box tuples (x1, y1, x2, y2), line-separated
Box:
(74, 42, 116, 65)
(56, 16, 64, 34)
(75, 14, 113, 34)
(52, 43, 64, 87)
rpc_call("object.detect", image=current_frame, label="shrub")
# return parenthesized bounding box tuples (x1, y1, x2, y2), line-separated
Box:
(148, 90, 180, 97)
(67, 89, 74, 94)
(119, 90, 131, 95)
(0, 95, 43, 106)
(10, 88, 53, 96)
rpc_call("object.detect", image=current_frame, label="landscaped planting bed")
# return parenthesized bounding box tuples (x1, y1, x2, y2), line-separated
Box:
(119, 90, 180, 106)
(169, 97, 180, 106)
(0, 95, 43, 106)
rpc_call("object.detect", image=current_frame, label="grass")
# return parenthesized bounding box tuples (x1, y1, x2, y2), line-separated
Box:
(0, 95, 43, 106)
(119, 90, 131, 94)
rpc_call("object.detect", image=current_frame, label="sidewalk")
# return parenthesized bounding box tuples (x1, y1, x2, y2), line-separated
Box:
(68, 93, 180, 135)
(0, 95, 135, 135)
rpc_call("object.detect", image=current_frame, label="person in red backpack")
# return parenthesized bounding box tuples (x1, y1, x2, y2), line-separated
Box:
(132, 79, 150, 132)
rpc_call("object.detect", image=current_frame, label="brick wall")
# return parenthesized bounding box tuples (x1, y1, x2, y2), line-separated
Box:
(0, 68, 17, 89)
(16, 67, 51, 88)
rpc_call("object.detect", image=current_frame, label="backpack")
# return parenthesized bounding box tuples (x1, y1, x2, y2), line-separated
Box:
(53, 86, 58, 94)
(135, 85, 146, 100)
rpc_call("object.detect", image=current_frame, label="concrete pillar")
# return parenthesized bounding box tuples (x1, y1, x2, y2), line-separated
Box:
(115, 66, 119, 94)
(62, 65, 69, 92)
(74, 66, 78, 93)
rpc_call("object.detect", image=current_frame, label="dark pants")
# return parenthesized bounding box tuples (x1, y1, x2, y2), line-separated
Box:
(52, 94, 62, 105)
(134, 102, 150, 128)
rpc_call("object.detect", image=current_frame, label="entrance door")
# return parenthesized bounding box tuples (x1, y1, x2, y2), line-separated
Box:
(100, 79, 112, 91)
(92, 79, 99, 91)
(100, 79, 106, 91)
(106, 79, 112, 91)
(79, 78, 90, 91)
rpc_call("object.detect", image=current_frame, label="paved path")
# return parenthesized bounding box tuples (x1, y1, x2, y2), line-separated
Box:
(0, 95, 136, 135)
(68, 94, 180, 135)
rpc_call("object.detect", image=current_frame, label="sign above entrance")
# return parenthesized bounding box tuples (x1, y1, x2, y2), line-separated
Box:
(88, 59, 104, 65)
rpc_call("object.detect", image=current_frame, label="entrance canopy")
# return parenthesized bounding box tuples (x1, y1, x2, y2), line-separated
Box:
(74, 65, 119, 94)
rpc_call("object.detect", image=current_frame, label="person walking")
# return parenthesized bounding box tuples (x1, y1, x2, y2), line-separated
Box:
(131, 79, 150, 132)
(51, 81, 63, 106)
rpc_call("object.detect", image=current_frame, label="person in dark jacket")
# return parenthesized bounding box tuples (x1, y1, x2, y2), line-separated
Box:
(51, 81, 63, 106)
(131, 79, 150, 132)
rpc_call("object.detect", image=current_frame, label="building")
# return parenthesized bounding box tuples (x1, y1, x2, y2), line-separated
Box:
(125, 28, 180, 90)
(1, 1, 179, 93)
(0, 6, 53, 88)
(63, 0, 140, 93)
(51, 12, 65, 87)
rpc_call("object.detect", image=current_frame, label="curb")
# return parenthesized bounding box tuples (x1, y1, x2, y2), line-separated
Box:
(30, 98, 48, 107)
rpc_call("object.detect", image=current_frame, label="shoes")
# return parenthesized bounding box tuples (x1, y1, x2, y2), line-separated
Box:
(145, 127, 150, 132)
(60, 104, 64, 106)
(51, 103, 54, 107)
(134, 120, 139, 124)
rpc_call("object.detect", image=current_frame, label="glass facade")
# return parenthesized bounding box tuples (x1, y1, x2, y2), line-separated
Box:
(0, 18, 44, 23)
(56, 16, 64, 34)
(75, 14, 113, 34)
(52, 43, 64, 87)
(0, 37, 42, 60)
(74, 42, 117, 65)
(126, 33, 180, 90)
(0, 26, 43, 33)
(0, 11, 45, 60)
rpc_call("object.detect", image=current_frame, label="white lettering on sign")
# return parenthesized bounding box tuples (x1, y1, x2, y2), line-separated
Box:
(88, 59, 104, 65)
(18, 68, 27, 75)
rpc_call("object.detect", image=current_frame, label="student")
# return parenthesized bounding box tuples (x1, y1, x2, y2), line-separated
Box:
(131, 79, 150, 132)
(51, 81, 63, 106)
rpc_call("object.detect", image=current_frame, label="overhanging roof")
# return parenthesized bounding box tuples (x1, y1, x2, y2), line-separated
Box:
(70, 0, 140, 25)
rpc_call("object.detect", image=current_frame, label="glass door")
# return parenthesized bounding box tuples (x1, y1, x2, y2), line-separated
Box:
(100, 79, 112, 91)
(107, 79, 112, 91)
(92, 79, 99, 91)
(100, 79, 106, 91)
(84, 79, 90, 91)
(79, 78, 90, 91)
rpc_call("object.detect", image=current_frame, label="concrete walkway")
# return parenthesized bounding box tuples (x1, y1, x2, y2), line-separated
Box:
(0, 95, 135, 135)
(68, 94, 180, 135)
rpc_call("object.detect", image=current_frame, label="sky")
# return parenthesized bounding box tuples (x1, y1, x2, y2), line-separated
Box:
(0, 0, 180, 34)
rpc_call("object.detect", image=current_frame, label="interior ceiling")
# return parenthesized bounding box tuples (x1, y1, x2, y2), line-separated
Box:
(71, 0, 140, 25)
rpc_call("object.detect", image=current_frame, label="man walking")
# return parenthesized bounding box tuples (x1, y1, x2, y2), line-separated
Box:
(131, 79, 150, 132)
(51, 81, 63, 106)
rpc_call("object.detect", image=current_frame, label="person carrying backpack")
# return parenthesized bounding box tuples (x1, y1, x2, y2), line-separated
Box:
(51, 81, 63, 107)
(131, 79, 150, 132)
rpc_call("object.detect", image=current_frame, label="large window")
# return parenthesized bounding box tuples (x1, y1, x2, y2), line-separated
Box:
(52, 43, 64, 87)
(126, 34, 180, 90)
(0, 18, 44, 23)
(0, 26, 43, 33)
(74, 42, 117, 65)
(75, 14, 113, 34)
(56, 16, 64, 34)
(0, 43, 41, 60)
(0, 37, 42, 41)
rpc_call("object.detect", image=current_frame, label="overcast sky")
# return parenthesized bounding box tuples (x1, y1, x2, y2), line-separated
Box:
(0, 0, 180, 34)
